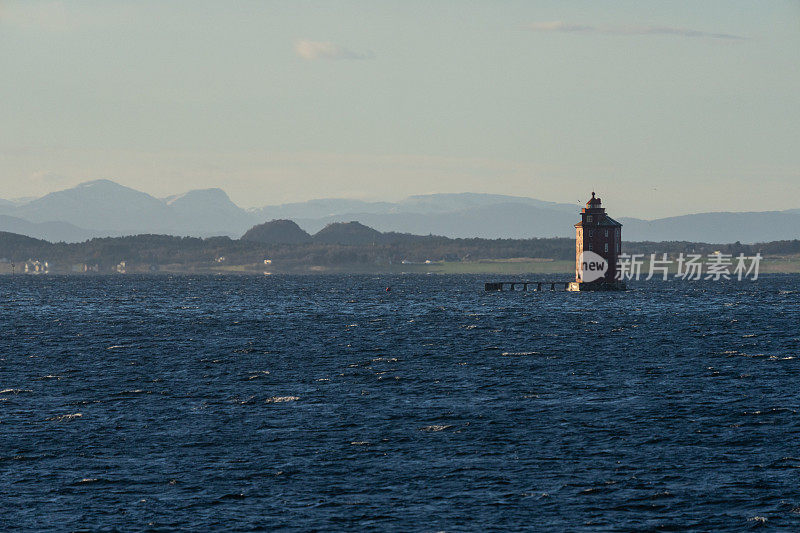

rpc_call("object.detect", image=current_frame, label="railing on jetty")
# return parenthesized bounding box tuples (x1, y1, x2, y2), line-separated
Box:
(485, 281, 570, 292)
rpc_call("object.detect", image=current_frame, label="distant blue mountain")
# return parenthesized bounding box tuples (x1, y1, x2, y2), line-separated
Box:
(7, 180, 171, 234)
(249, 198, 396, 220)
(164, 187, 257, 235)
(620, 211, 800, 243)
(396, 193, 575, 214)
(250, 192, 575, 220)
(0, 214, 99, 243)
(0, 180, 258, 239)
(292, 202, 578, 238)
(0, 180, 798, 243)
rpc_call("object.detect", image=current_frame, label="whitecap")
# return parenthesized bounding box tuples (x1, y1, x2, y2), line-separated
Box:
(265, 396, 299, 403)
(46, 413, 82, 422)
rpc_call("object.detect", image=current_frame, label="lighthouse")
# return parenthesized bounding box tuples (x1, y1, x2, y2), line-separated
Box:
(568, 192, 625, 291)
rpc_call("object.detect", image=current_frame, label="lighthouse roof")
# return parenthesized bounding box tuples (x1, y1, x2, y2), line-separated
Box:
(574, 214, 622, 228)
(598, 215, 622, 227)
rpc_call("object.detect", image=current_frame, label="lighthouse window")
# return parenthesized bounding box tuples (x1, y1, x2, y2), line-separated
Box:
(605, 243, 609, 252)
(588, 242, 593, 251)
(605, 230, 609, 237)
(587, 215, 593, 222)
(589, 230, 594, 237)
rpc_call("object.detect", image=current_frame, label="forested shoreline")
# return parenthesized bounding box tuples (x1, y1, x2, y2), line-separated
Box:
(1, 229, 798, 274)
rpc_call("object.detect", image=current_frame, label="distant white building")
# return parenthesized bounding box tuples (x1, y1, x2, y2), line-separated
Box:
(24, 260, 49, 274)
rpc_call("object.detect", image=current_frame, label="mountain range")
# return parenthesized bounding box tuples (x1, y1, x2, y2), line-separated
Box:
(0, 179, 798, 244)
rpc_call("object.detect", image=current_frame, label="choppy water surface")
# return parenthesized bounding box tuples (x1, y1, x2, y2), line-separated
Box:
(2, 274, 800, 531)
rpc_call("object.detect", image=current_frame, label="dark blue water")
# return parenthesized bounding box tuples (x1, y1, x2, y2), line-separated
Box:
(2, 274, 799, 531)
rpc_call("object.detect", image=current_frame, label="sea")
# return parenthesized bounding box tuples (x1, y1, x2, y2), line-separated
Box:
(1, 273, 799, 531)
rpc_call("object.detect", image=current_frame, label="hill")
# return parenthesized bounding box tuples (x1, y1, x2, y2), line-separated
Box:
(241, 219, 312, 244)
(0, 231, 52, 258)
(313, 221, 385, 245)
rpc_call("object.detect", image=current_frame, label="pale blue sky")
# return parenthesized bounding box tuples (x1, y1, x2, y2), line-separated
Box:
(1, 0, 798, 218)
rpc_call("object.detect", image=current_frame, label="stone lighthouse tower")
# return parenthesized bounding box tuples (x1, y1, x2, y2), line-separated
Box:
(569, 192, 624, 291)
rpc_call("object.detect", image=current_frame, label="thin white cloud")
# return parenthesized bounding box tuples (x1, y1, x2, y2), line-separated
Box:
(527, 21, 746, 41)
(294, 40, 371, 61)
(0, 1, 134, 31)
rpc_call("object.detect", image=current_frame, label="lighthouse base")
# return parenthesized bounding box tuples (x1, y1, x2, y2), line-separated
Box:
(567, 280, 627, 292)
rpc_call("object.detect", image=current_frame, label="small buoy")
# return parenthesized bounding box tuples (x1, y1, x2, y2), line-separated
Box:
(385, 287, 391, 292)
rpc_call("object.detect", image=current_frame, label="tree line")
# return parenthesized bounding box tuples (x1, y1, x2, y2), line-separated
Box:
(0, 231, 797, 272)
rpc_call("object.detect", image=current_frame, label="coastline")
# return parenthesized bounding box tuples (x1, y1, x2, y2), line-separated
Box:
(2, 256, 799, 275)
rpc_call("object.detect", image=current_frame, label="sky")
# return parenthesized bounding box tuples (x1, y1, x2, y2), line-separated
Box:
(0, 0, 798, 218)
